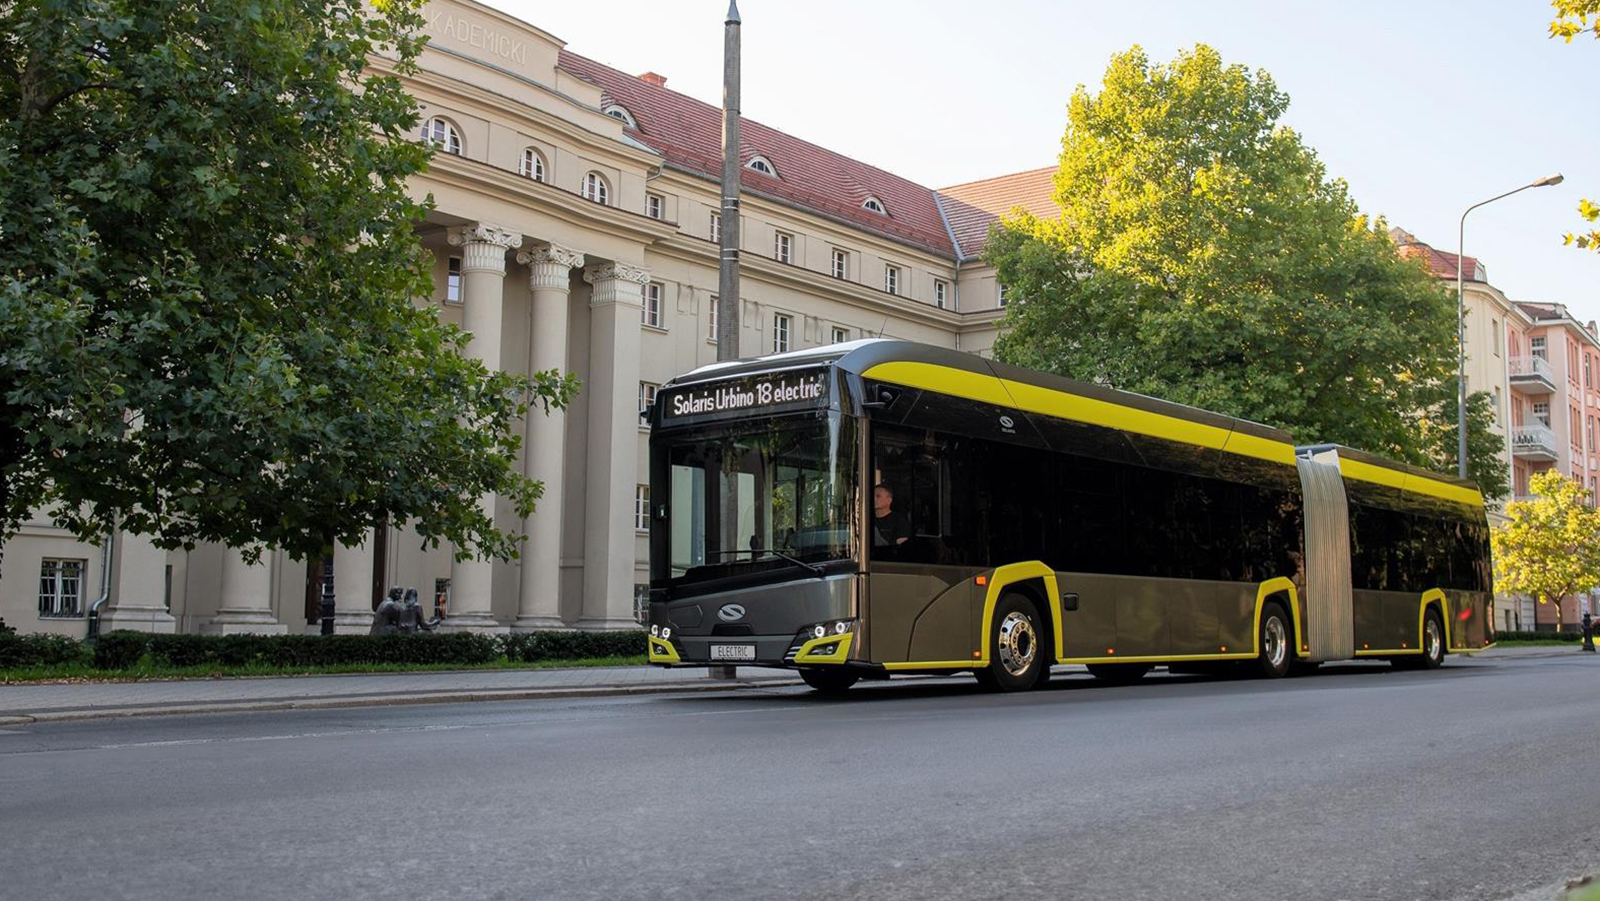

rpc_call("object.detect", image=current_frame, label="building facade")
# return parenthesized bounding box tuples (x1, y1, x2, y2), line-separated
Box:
(3, 0, 1030, 637)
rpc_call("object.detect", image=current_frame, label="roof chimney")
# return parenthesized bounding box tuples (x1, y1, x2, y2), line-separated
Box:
(638, 71, 667, 88)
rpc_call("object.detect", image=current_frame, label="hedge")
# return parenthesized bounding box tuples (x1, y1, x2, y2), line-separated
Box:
(0, 632, 87, 668)
(74, 629, 648, 671)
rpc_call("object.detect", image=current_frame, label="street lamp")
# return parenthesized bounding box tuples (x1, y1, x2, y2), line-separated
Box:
(1456, 173, 1564, 479)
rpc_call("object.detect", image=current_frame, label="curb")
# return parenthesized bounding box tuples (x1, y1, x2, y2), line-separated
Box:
(0, 677, 806, 724)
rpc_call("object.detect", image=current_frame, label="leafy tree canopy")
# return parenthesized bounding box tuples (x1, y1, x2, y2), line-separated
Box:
(1551, 0, 1599, 251)
(987, 44, 1506, 498)
(1492, 470, 1600, 628)
(0, 0, 574, 563)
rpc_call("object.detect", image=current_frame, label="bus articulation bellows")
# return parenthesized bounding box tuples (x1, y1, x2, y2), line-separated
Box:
(644, 340, 1494, 693)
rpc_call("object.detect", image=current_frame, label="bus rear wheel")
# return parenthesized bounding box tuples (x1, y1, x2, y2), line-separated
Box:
(1086, 663, 1151, 684)
(1395, 608, 1446, 671)
(799, 668, 859, 694)
(1252, 602, 1292, 679)
(974, 593, 1047, 692)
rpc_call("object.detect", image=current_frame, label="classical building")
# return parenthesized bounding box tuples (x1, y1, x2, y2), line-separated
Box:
(4, 0, 1035, 637)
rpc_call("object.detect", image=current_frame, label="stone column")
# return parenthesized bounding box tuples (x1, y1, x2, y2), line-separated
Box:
(579, 261, 651, 630)
(443, 223, 522, 632)
(332, 529, 376, 634)
(512, 242, 584, 631)
(204, 549, 287, 634)
(97, 529, 177, 633)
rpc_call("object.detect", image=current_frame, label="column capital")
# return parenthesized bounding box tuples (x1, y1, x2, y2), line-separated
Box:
(582, 262, 651, 308)
(448, 223, 523, 275)
(517, 243, 586, 291)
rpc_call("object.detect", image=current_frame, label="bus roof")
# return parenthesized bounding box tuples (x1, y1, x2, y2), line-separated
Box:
(1297, 443, 1483, 506)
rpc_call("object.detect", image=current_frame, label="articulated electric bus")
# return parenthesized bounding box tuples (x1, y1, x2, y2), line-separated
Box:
(644, 340, 1494, 693)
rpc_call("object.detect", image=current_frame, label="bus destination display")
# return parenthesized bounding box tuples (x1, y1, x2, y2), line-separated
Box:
(662, 368, 829, 422)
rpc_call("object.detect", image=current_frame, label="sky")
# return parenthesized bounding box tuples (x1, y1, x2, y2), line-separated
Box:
(500, 0, 1596, 320)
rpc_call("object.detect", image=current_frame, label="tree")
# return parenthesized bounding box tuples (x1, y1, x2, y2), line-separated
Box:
(987, 44, 1505, 496)
(0, 0, 575, 566)
(1551, 1, 1599, 251)
(1492, 470, 1600, 630)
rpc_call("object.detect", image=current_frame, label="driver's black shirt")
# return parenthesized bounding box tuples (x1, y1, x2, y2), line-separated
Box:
(873, 510, 912, 547)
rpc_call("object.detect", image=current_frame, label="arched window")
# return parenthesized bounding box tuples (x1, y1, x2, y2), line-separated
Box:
(602, 104, 637, 128)
(583, 172, 610, 205)
(420, 117, 462, 155)
(745, 155, 778, 178)
(519, 148, 546, 182)
(862, 196, 886, 214)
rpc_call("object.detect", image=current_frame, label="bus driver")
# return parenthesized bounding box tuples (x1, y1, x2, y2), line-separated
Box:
(873, 484, 911, 547)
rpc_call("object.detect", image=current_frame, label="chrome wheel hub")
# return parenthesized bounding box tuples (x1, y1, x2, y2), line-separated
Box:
(1425, 618, 1442, 661)
(997, 610, 1037, 678)
(1263, 616, 1287, 669)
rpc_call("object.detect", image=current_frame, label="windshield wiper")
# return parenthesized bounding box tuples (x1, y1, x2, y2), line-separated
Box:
(754, 548, 825, 578)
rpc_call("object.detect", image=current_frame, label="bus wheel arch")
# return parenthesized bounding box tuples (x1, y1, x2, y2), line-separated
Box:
(1001, 578, 1058, 664)
(1252, 597, 1292, 679)
(975, 590, 1049, 692)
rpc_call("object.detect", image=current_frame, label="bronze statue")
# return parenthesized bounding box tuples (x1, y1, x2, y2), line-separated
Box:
(370, 587, 439, 634)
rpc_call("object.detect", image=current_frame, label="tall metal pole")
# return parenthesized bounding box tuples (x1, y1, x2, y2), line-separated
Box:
(716, 0, 742, 363)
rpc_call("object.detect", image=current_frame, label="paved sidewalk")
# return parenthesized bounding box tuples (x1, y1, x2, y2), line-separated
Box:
(0, 665, 801, 724)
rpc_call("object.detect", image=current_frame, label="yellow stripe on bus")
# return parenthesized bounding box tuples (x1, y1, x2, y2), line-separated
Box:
(862, 361, 1296, 465)
(1337, 458, 1483, 507)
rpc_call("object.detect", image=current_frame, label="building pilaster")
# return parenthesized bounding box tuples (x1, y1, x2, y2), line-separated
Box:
(332, 529, 376, 634)
(203, 549, 287, 634)
(443, 223, 522, 632)
(96, 530, 177, 633)
(512, 242, 585, 631)
(579, 261, 650, 631)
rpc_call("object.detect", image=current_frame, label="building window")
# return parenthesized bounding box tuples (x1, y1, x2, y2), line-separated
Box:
(421, 117, 461, 155)
(1588, 415, 1595, 451)
(998, 283, 1008, 307)
(633, 583, 651, 626)
(708, 295, 718, 342)
(635, 485, 650, 531)
(38, 558, 85, 618)
(582, 172, 609, 205)
(746, 155, 777, 177)
(884, 265, 900, 296)
(1532, 336, 1548, 359)
(934, 279, 947, 309)
(638, 382, 659, 419)
(831, 249, 848, 279)
(710, 212, 721, 243)
(862, 196, 886, 214)
(1493, 386, 1503, 425)
(445, 256, 462, 305)
(831, 326, 848, 344)
(519, 148, 546, 182)
(1492, 318, 1502, 357)
(772, 313, 791, 353)
(647, 193, 664, 220)
(774, 230, 792, 264)
(642, 283, 663, 328)
(1533, 401, 1551, 427)
(1587, 353, 1593, 389)
(603, 104, 637, 128)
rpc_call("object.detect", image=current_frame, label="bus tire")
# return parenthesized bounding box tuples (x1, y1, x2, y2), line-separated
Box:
(1252, 601, 1292, 679)
(799, 668, 860, 694)
(975, 593, 1047, 692)
(1086, 663, 1151, 684)
(1416, 607, 1446, 670)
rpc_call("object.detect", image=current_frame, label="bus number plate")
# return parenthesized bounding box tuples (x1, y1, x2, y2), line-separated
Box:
(709, 644, 756, 662)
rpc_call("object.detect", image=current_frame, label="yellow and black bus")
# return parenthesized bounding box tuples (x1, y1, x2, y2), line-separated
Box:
(645, 340, 1494, 693)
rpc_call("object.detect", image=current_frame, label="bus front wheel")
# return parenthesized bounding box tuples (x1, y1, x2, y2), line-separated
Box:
(974, 593, 1048, 692)
(799, 667, 860, 694)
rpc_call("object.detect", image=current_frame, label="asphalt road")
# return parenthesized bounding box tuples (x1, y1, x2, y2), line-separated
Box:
(2, 655, 1598, 901)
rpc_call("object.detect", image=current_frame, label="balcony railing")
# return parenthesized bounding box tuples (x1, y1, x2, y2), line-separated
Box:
(1511, 424, 1560, 461)
(1508, 355, 1558, 390)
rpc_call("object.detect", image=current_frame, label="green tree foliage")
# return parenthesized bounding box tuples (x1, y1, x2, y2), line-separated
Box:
(988, 44, 1506, 498)
(0, 0, 576, 564)
(1492, 470, 1600, 630)
(1551, 1, 1600, 251)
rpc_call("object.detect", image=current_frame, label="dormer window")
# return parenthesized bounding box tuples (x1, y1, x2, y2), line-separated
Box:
(602, 104, 637, 128)
(862, 196, 886, 214)
(746, 155, 777, 177)
(420, 117, 461, 155)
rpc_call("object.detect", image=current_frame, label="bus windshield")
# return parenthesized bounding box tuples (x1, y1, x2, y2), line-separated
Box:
(659, 414, 858, 587)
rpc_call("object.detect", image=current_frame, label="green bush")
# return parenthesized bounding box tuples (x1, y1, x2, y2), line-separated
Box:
(143, 632, 503, 668)
(1494, 630, 1585, 642)
(0, 617, 15, 635)
(93, 630, 148, 669)
(503, 630, 646, 662)
(0, 632, 86, 668)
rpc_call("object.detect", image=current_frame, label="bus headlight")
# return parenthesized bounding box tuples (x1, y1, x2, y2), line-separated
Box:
(650, 624, 660, 637)
(661, 627, 672, 640)
(813, 624, 827, 639)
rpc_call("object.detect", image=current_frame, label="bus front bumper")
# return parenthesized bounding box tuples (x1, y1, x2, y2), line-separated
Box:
(648, 626, 856, 668)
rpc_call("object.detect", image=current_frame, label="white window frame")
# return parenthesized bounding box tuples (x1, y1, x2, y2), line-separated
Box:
(646, 193, 664, 220)
(934, 279, 947, 309)
(445, 256, 462, 305)
(831, 248, 848, 280)
(1492, 318, 1502, 357)
(38, 558, 86, 618)
(519, 147, 546, 182)
(604, 104, 637, 128)
(710, 212, 721, 243)
(746, 155, 777, 177)
(708, 295, 718, 343)
(421, 117, 461, 155)
(884, 265, 900, 296)
(998, 283, 1008, 307)
(642, 283, 663, 328)
(1533, 401, 1551, 426)
(582, 172, 609, 205)
(638, 382, 659, 420)
(831, 326, 848, 344)
(774, 230, 792, 264)
(772, 313, 791, 353)
(635, 484, 650, 532)
(1532, 336, 1548, 359)
(862, 196, 886, 214)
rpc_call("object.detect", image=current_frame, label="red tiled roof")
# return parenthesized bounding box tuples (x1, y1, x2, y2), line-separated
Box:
(557, 50, 957, 258)
(1390, 229, 1486, 282)
(935, 167, 1057, 258)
